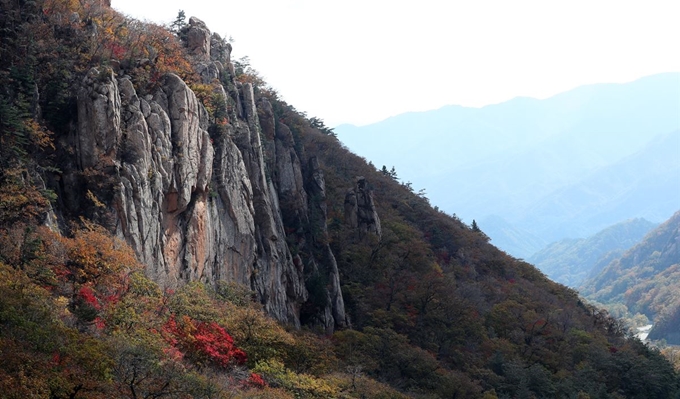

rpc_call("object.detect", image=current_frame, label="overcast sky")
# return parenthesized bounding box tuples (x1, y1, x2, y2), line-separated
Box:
(112, 0, 680, 127)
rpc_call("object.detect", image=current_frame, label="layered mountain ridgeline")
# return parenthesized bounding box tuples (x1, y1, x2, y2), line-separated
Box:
(1, 1, 679, 398)
(529, 218, 657, 287)
(484, 129, 680, 258)
(336, 74, 680, 258)
(519, 129, 680, 244)
(580, 211, 680, 342)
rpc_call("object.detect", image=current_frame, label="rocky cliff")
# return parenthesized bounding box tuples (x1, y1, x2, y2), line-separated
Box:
(55, 17, 377, 329)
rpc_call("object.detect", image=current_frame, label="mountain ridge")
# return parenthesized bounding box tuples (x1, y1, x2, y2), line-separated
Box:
(336, 72, 680, 257)
(337, 72, 680, 130)
(580, 211, 680, 333)
(519, 129, 680, 240)
(528, 218, 658, 287)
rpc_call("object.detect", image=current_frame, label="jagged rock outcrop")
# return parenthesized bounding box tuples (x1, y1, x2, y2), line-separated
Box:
(256, 98, 347, 331)
(306, 157, 348, 330)
(345, 176, 382, 237)
(210, 33, 232, 65)
(234, 83, 307, 325)
(77, 68, 121, 170)
(63, 18, 359, 329)
(185, 17, 211, 62)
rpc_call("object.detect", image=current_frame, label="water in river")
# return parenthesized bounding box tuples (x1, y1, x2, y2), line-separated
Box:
(636, 324, 653, 341)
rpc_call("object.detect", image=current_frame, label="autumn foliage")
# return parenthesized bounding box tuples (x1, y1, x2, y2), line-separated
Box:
(163, 314, 247, 369)
(37, 0, 198, 89)
(245, 372, 267, 388)
(0, 223, 274, 397)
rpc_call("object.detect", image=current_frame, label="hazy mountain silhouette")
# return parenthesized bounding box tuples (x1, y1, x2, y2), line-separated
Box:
(337, 73, 680, 257)
(517, 130, 680, 242)
(528, 218, 657, 287)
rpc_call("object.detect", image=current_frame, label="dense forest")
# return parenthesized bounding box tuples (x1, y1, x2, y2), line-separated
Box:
(1, 1, 679, 398)
(581, 211, 680, 343)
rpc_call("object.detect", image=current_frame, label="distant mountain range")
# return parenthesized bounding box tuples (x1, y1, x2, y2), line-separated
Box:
(518, 130, 680, 241)
(529, 218, 657, 287)
(336, 73, 680, 258)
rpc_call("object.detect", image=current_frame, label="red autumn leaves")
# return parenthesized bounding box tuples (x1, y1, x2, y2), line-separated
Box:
(163, 314, 247, 369)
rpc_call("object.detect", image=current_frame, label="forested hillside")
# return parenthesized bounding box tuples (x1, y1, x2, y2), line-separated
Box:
(581, 211, 680, 341)
(649, 306, 680, 345)
(529, 218, 657, 287)
(1, 1, 678, 398)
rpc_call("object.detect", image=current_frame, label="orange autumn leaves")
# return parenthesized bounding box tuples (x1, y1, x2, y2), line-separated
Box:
(0, 220, 269, 396)
(39, 0, 197, 91)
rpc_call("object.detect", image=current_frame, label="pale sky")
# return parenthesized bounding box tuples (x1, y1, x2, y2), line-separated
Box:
(112, 0, 680, 127)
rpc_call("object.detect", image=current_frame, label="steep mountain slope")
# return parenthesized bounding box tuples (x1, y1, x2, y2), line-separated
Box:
(580, 211, 680, 329)
(336, 74, 680, 256)
(528, 218, 657, 287)
(649, 305, 680, 345)
(1, 1, 679, 398)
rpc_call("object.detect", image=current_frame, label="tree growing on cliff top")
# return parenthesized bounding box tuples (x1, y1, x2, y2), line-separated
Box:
(169, 10, 188, 41)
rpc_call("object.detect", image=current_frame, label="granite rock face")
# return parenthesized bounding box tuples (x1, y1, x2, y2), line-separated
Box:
(65, 18, 363, 329)
(306, 157, 349, 331)
(345, 176, 382, 237)
(186, 17, 211, 61)
(77, 68, 121, 170)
